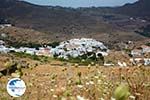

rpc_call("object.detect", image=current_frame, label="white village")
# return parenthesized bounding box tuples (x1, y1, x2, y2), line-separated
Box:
(0, 38, 149, 66)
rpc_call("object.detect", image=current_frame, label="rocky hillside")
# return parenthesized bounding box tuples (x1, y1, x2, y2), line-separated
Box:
(0, 0, 113, 34)
(0, 0, 149, 47)
(115, 0, 150, 19)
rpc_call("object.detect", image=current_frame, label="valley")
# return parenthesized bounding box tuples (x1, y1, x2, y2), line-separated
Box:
(0, 0, 150, 100)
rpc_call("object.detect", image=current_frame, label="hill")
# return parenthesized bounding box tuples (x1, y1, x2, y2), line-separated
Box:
(115, 0, 150, 19)
(0, 0, 112, 34)
(0, 0, 149, 47)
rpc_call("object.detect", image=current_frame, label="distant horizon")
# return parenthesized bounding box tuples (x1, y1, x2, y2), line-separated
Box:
(23, 0, 138, 8)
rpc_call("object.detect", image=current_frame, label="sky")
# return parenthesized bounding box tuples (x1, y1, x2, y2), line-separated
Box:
(24, 0, 138, 8)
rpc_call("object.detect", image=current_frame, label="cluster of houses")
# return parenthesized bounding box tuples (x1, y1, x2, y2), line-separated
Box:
(130, 45, 150, 66)
(0, 18, 12, 29)
(0, 38, 149, 66)
(0, 42, 52, 57)
(50, 38, 109, 59)
(0, 38, 109, 59)
(129, 17, 147, 23)
(0, 24, 12, 29)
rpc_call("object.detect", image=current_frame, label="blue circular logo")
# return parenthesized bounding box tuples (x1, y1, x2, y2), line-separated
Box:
(7, 78, 26, 97)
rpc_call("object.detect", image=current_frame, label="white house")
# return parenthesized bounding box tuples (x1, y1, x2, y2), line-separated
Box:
(141, 45, 150, 53)
(144, 58, 150, 66)
(36, 47, 52, 56)
(51, 38, 109, 59)
(131, 49, 143, 57)
(0, 40, 5, 45)
(0, 24, 12, 29)
(117, 61, 127, 67)
(0, 45, 10, 53)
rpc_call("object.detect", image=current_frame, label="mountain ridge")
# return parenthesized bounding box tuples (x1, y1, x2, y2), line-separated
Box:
(115, 0, 150, 18)
(0, 0, 149, 46)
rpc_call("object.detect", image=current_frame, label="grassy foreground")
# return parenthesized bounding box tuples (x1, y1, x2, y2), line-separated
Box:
(0, 63, 150, 100)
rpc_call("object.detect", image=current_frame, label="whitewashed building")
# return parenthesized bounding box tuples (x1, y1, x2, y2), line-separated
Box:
(51, 38, 109, 59)
(131, 49, 142, 56)
(0, 45, 10, 53)
(141, 45, 150, 53)
(36, 47, 52, 57)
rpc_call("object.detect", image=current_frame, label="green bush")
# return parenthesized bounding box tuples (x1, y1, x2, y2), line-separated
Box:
(47, 42, 60, 48)
(4, 61, 16, 68)
(13, 52, 40, 61)
(145, 42, 150, 46)
(114, 84, 130, 100)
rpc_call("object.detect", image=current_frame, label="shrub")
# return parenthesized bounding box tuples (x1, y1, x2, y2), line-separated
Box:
(4, 60, 17, 75)
(0, 72, 3, 78)
(75, 79, 82, 85)
(4, 61, 16, 69)
(48, 42, 60, 48)
(114, 84, 130, 100)
(145, 42, 150, 46)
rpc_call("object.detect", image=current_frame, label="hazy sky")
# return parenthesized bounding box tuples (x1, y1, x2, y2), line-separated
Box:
(24, 0, 138, 8)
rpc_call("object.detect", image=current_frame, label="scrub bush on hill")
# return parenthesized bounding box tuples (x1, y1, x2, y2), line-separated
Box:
(47, 42, 60, 48)
(145, 42, 150, 46)
(135, 24, 150, 37)
(13, 42, 41, 49)
(2, 59, 26, 76)
(4, 60, 17, 75)
(12, 52, 51, 63)
(2, 37, 42, 48)
(13, 52, 40, 61)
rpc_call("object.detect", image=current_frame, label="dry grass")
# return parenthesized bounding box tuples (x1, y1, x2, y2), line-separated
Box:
(0, 63, 150, 100)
